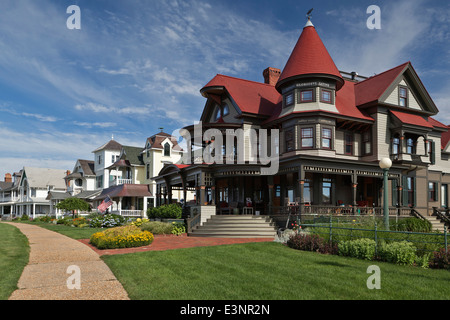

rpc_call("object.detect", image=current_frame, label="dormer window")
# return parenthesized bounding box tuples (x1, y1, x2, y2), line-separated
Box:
(399, 86, 408, 107)
(164, 143, 170, 157)
(214, 103, 230, 121)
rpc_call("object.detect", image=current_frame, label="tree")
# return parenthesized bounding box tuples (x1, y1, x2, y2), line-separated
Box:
(56, 198, 90, 217)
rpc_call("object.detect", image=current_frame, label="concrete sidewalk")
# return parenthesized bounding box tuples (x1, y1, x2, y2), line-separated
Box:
(5, 223, 129, 300)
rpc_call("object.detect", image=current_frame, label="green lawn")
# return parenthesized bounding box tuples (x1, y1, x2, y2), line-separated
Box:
(102, 241, 450, 300)
(18, 221, 104, 239)
(0, 223, 29, 300)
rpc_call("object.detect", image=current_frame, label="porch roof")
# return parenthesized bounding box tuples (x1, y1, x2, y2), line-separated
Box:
(94, 184, 152, 200)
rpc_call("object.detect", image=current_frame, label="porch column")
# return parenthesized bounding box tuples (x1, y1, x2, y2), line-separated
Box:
(267, 175, 274, 214)
(298, 166, 305, 218)
(118, 197, 122, 215)
(351, 172, 358, 214)
(211, 185, 216, 206)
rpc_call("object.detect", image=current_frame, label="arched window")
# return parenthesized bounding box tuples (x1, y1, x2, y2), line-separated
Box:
(164, 143, 170, 157)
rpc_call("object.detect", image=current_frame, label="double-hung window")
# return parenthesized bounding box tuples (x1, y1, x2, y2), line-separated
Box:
(345, 133, 353, 155)
(301, 127, 314, 148)
(321, 128, 332, 149)
(399, 86, 408, 107)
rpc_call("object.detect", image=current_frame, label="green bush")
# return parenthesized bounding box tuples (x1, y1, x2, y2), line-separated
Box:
(378, 241, 417, 266)
(338, 238, 376, 260)
(391, 218, 432, 233)
(146, 204, 182, 219)
(171, 222, 186, 236)
(140, 221, 174, 234)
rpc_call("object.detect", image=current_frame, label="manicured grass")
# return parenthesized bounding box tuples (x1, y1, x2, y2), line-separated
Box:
(102, 241, 450, 300)
(17, 221, 103, 239)
(0, 223, 29, 300)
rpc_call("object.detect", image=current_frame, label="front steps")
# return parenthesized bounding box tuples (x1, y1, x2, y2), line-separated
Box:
(424, 215, 447, 233)
(189, 215, 277, 238)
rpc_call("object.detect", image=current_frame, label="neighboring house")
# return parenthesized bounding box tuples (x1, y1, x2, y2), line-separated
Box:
(143, 131, 194, 206)
(92, 138, 123, 190)
(4, 167, 68, 218)
(46, 159, 101, 217)
(154, 17, 450, 223)
(94, 144, 151, 217)
(0, 173, 14, 216)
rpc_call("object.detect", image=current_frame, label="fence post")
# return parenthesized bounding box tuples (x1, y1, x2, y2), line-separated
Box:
(374, 222, 378, 257)
(329, 215, 332, 242)
(445, 227, 448, 254)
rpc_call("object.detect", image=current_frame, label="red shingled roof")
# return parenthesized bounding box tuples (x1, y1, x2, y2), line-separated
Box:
(202, 74, 281, 117)
(276, 23, 344, 91)
(390, 110, 434, 128)
(355, 62, 409, 106)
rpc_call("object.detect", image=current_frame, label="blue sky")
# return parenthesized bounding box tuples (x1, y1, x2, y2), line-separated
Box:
(0, 0, 449, 179)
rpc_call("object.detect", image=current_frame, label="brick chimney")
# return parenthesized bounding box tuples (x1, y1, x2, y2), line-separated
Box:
(4, 173, 12, 183)
(263, 67, 281, 86)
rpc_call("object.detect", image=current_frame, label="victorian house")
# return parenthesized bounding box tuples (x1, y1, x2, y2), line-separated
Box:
(154, 17, 450, 232)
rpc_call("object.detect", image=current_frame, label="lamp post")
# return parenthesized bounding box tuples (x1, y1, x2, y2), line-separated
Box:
(379, 158, 392, 230)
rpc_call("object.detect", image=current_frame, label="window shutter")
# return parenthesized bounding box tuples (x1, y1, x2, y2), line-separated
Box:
(402, 176, 408, 207)
(430, 140, 436, 165)
(392, 179, 398, 206)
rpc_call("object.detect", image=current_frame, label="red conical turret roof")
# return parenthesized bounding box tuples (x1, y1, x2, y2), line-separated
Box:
(276, 19, 344, 92)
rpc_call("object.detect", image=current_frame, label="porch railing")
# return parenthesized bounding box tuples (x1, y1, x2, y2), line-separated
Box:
(271, 205, 403, 216)
(111, 210, 144, 217)
(187, 213, 201, 233)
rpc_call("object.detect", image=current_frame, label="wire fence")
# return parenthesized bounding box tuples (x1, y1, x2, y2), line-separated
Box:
(298, 222, 448, 255)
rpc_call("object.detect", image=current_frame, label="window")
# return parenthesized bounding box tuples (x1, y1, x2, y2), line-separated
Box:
(214, 107, 221, 121)
(362, 130, 372, 155)
(345, 133, 353, 155)
(222, 104, 229, 117)
(75, 179, 83, 187)
(429, 182, 437, 202)
(299, 89, 314, 103)
(96, 175, 103, 189)
(406, 138, 415, 154)
(285, 92, 295, 107)
(98, 155, 102, 165)
(321, 128, 332, 149)
(301, 127, 314, 148)
(303, 177, 313, 204)
(146, 164, 150, 180)
(392, 137, 400, 155)
(320, 89, 332, 103)
(322, 177, 332, 204)
(428, 140, 435, 164)
(285, 129, 294, 152)
(399, 86, 408, 107)
(164, 143, 170, 157)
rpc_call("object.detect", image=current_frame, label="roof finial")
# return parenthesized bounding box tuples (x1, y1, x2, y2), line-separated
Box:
(111, 134, 114, 140)
(159, 127, 164, 132)
(305, 8, 314, 27)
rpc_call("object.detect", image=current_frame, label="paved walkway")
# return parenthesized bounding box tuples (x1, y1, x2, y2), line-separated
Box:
(5, 223, 129, 300)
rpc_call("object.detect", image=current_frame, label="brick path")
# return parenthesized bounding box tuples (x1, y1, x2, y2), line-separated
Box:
(79, 234, 274, 256)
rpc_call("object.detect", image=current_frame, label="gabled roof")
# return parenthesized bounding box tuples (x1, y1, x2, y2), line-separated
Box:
(355, 62, 409, 107)
(201, 74, 281, 117)
(121, 146, 145, 165)
(146, 132, 183, 151)
(76, 159, 95, 176)
(276, 20, 344, 91)
(21, 167, 67, 189)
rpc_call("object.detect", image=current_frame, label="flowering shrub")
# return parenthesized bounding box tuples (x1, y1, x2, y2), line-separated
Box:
(130, 218, 149, 227)
(88, 214, 126, 228)
(89, 225, 154, 249)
